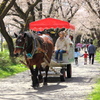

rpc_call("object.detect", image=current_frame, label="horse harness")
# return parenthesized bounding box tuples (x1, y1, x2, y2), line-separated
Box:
(15, 32, 51, 64)
(25, 34, 50, 62)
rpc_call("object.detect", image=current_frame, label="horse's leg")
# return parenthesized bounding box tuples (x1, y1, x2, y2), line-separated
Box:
(43, 65, 49, 85)
(30, 66, 39, 88)
(38, 66, 43, 83)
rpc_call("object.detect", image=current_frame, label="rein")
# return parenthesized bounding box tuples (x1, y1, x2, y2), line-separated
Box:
(15, 37, 28, 50)
(15, 46, 24, 49)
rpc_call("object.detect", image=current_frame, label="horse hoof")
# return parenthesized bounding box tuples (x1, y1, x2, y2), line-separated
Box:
(32, 84, 39, 89)
(39, 79, 43, 83)
(43, 82, 47, 86)
(33, 86, 38, 89)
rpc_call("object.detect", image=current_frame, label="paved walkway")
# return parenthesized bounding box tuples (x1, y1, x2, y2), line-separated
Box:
(0, 50, 100, 100)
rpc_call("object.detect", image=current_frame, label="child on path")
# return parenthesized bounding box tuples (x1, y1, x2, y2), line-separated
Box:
(83, 51, 88, 65)
(74, 48, 81, 65)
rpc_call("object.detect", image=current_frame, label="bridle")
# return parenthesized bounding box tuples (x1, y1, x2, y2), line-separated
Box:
(15, 46, 25, 49)
(15, 37, 27, 50)
(15, 33, 38, 58)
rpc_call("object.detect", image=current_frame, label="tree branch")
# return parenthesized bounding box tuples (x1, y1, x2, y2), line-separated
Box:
(0, 0, 8, 14)
(9, 23, 21, 29)
(58, 0, 65, 18)
(85, 0, 100, 19)
(14, 2, 26, 20)
(0, 0, 16, 19)
(79, 21, 91, 30)
(25, 0, 41, 17)
(46, 0, 55, 18)
(13, 18, 24, 28)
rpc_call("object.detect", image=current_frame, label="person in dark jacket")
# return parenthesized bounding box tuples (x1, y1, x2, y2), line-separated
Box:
(88, 42, 96, 64)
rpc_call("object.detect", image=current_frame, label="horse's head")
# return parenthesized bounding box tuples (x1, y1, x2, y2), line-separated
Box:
(14, 33, 27, 56)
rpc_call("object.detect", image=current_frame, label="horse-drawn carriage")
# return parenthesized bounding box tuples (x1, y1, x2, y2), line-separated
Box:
(14, 18, 75, 88)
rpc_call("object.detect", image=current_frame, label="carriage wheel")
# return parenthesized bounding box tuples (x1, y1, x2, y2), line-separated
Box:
(67, 64, 72, 78)
(60, 68, 66, 82)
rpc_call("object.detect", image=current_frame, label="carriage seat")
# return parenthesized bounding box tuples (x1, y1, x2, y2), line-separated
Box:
(51, 52, 69, 64)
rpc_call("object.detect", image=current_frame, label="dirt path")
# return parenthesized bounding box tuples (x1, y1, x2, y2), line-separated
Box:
(0, 53, 100, 100)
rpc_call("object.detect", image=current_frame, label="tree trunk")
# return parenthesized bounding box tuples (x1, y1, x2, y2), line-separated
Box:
(98, 40, 100, 47)
(75, 34, 82, 44)
(39, 0, 42, 19)
(0, 19, 14, 57)
(0, 0, 16, 57)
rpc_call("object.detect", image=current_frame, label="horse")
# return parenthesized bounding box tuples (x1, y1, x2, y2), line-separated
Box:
(14, 31, 54, 88)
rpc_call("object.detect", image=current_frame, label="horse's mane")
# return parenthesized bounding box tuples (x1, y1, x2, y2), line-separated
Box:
(23, 31, 44, 46)
(23, 31, 34, 38)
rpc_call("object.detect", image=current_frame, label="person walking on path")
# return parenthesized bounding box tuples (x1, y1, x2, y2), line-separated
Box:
(88, 42, 96, 64)
(74, 48, 81, 65)
(83, 51, 88, 65)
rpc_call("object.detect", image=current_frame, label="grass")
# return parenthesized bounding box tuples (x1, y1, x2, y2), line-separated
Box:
(88, 49, 100, 100)
(88, 78, 100, 100)
(0, 64, 28, 78)
(95, 51, 100, 63)
(0, 50, 28, 78)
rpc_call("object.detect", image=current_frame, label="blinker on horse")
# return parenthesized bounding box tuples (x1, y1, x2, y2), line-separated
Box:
(14, 31, 54, 88)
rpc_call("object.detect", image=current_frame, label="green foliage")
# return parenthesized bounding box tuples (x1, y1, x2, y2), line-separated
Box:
(0, 51, 10, 66)
(88, 50, 100, 100)
(2, 39, 16, 50)
(93, 39, 98, 47)
(0, 64, 28, 78)
(0, 50, 28, 78)
(2, 41, 8, 49)
(95, 48, 100, 62)
(88, 78, 100, 100)
(96, 47, 100, 52)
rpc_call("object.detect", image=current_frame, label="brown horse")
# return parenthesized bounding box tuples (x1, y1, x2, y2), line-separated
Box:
(14, 31, 54, 88)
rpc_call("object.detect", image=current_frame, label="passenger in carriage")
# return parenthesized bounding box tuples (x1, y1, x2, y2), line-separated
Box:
(64, 32, 74, 60)
(64, 32, 73, 45)
(54, 31, 69, 63)
(69, 35, 74, 43)
(37, 31, 42, 36)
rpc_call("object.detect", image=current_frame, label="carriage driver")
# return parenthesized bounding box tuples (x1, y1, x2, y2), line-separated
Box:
(54, 31, 70, 63)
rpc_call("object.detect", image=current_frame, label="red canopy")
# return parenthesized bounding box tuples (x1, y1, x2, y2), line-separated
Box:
(29, 18, 75, 31)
